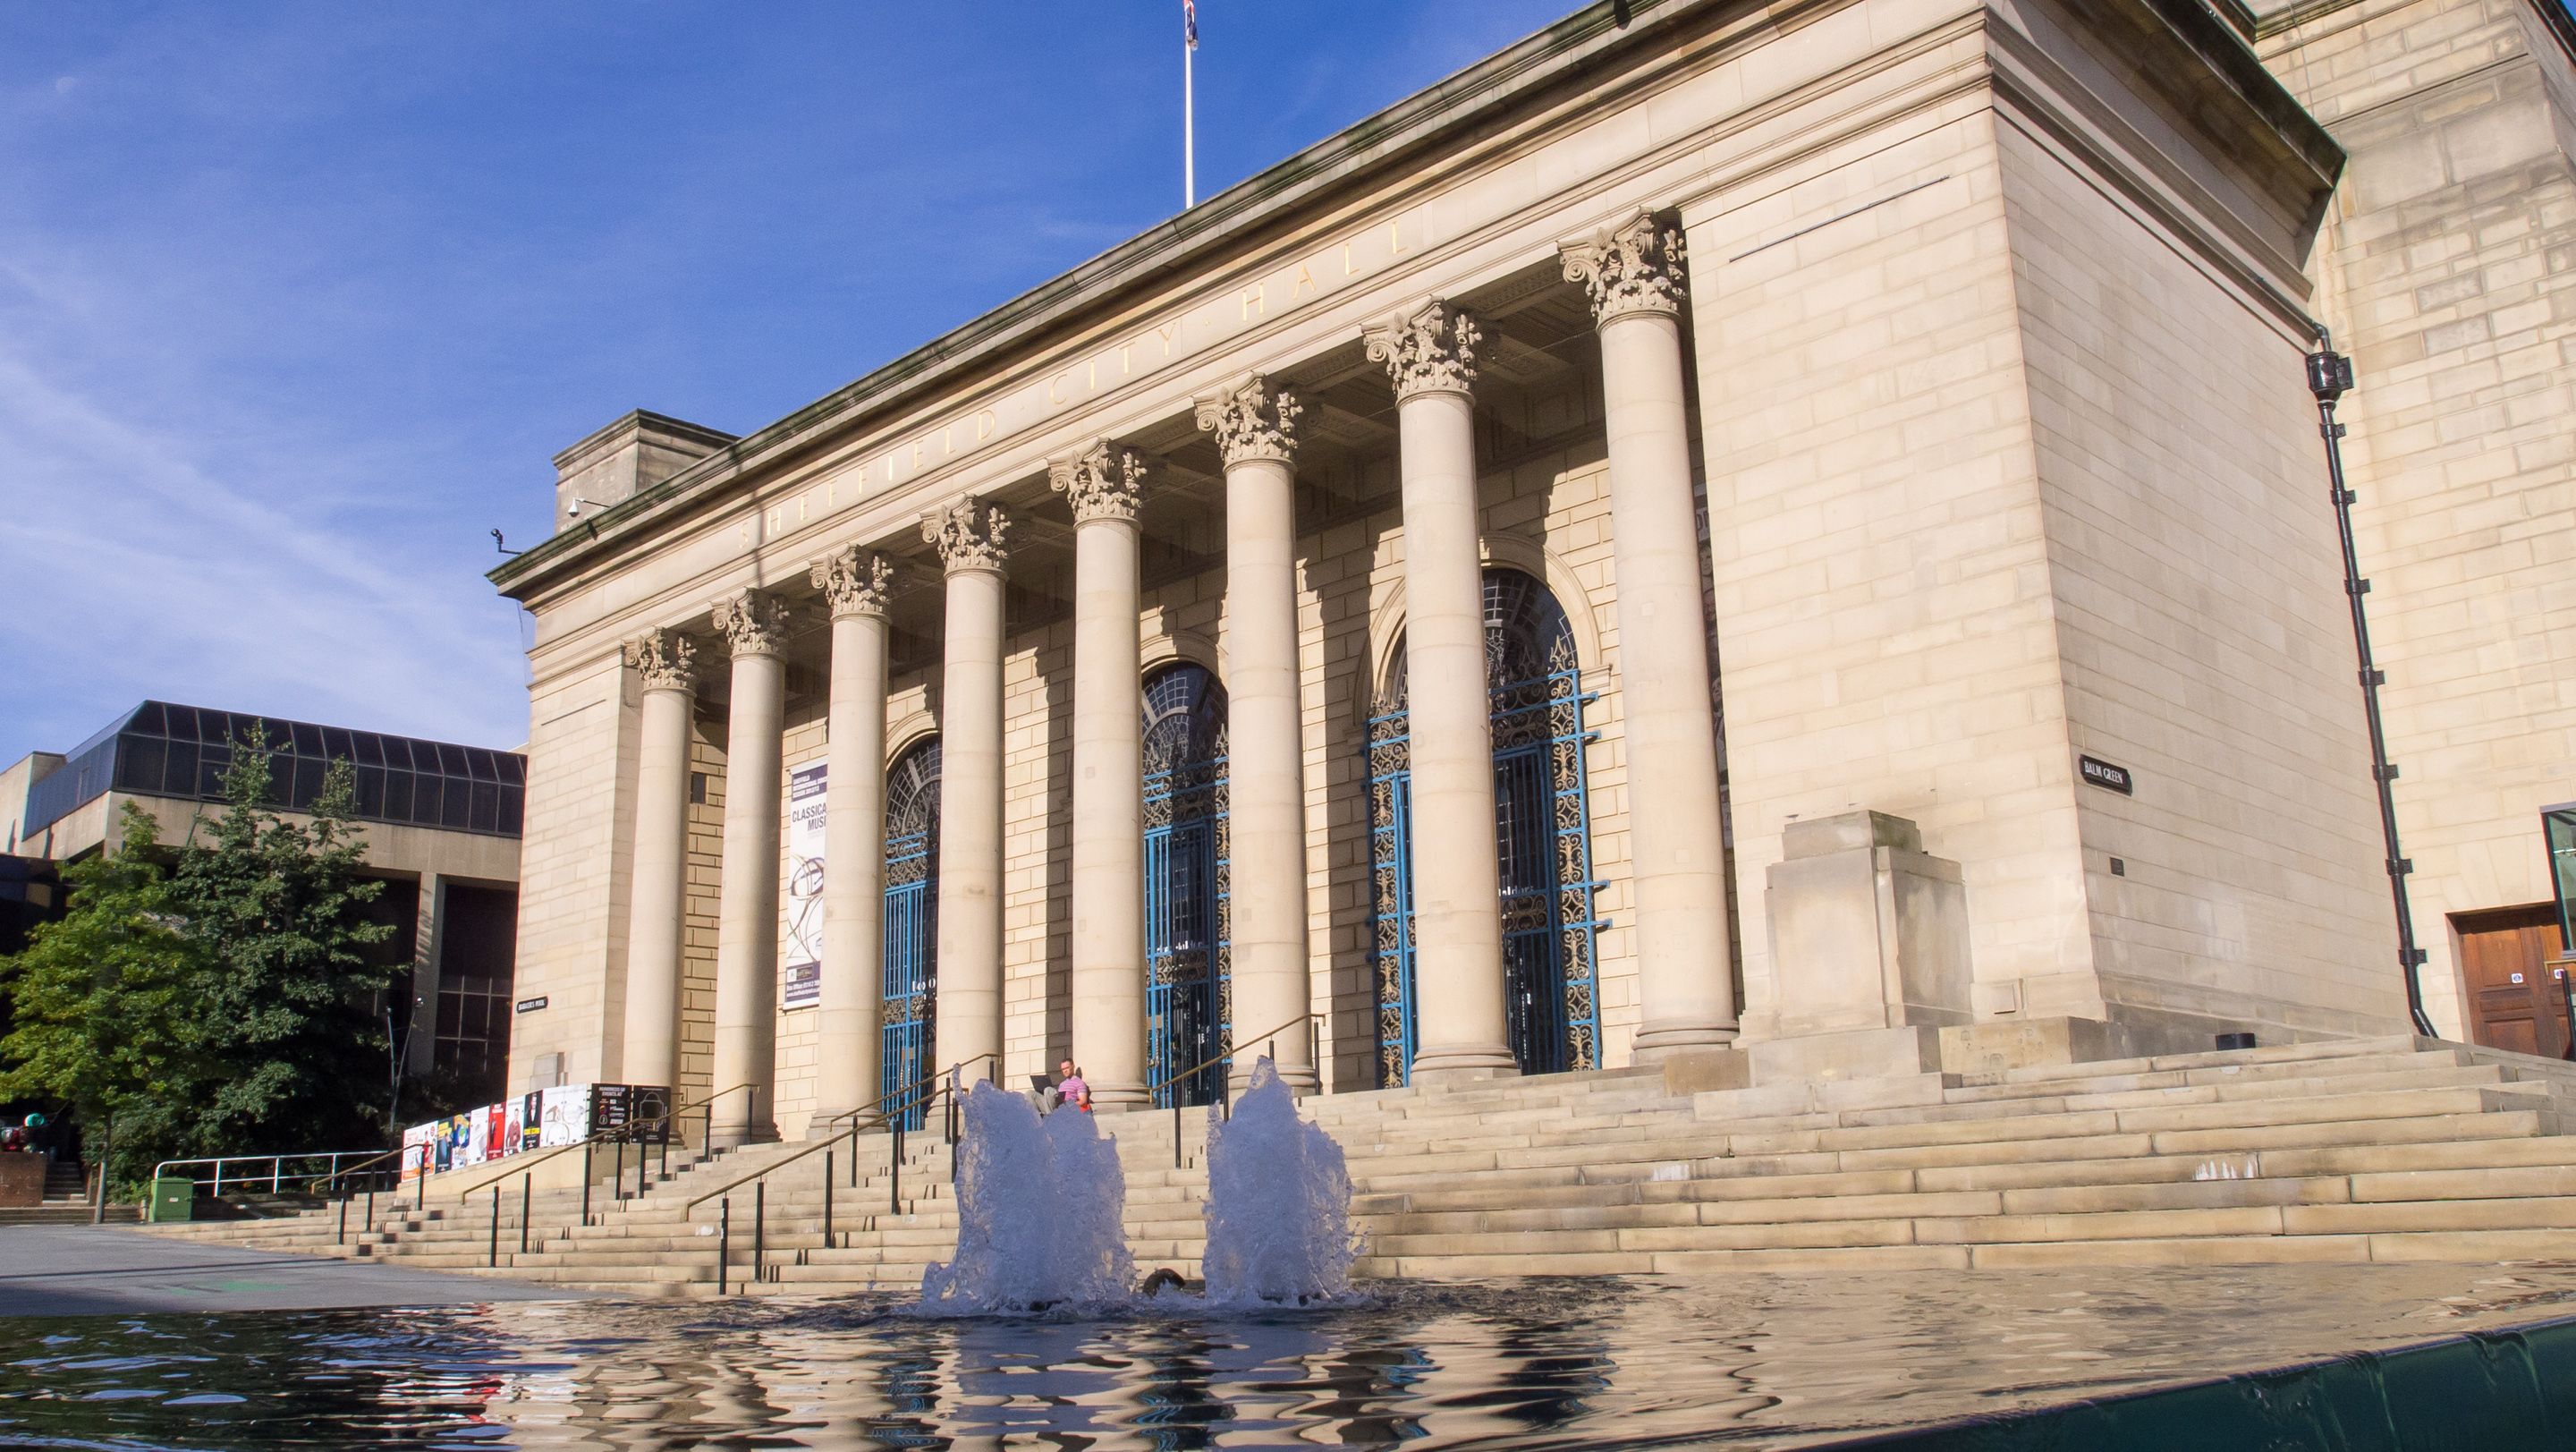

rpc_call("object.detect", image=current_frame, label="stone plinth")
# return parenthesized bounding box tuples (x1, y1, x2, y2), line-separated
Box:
(1749, 811, 1971, 1083)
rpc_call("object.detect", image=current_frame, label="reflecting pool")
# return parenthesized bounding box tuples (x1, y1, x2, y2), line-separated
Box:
(7, 1266, 2576, 1449)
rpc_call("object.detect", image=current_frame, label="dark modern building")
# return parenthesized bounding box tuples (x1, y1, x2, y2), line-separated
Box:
(3, 702, 526, 1102)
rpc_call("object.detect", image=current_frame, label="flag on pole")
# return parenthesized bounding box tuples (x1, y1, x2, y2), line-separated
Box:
(1184, 0, 1199, 51)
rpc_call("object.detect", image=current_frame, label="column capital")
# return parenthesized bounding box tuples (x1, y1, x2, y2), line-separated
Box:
(1046, 440, 1148, 523)
(709, 587, 792, 659)
(1193, 374, 1302, 466)
(921, 496, 1011, 574)
(623, 627, 699, 692)
(809, 545, 894, 619)
(1362, 301, 1480, 401)
(1561, 209, 1687, 326)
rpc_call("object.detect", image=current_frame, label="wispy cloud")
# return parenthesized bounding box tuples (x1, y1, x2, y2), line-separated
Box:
(0, 337, 529, 754)
(0, 0, 1581, 764)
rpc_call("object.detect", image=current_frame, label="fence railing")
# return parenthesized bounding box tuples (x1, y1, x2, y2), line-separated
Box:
(151, 1151, 391, 1198)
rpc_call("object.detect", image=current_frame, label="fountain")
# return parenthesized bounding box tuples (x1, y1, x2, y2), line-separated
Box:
(916, 1056, 1357, 1314)
(1197, 1057, 1360, 1304)
(917, 1082, 1134, 1314)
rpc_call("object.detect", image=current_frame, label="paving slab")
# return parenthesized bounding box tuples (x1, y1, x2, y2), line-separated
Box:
(0, 1226, 599, 1317)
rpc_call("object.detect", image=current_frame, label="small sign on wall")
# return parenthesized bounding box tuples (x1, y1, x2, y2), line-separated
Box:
(2079, 755, 2134, 795)
(515, 995, 548, 1014)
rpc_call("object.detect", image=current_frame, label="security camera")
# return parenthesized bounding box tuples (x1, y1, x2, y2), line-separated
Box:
(566, 496, 600, 519)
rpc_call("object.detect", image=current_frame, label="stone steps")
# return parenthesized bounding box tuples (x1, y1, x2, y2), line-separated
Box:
(134, 1035, 2576, 1294)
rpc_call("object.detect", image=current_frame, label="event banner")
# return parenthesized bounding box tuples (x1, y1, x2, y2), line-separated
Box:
(784, 761, 826, 1010)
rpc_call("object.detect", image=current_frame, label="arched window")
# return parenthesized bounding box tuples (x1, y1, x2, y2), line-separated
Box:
(883, 736, 940, 1127)
(1368, 568, 1602, 1086)
(1142, 662, 1229, 1107)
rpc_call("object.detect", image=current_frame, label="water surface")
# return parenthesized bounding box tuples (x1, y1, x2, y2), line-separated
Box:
(7, 1265, 2576, 1449)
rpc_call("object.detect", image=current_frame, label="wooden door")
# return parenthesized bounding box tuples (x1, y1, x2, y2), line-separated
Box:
(2457, 905, 2571, 1057)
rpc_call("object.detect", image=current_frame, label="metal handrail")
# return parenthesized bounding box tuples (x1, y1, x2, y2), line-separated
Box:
(318, 1145, 404, 1196)
(151, 1151, 386, 1197)
(682, 1052, 996, 1211)
(1145, 1008, 1322, 1168)
(463, 1081, 758, 1202)
(1146, 1007, 1320, 1102)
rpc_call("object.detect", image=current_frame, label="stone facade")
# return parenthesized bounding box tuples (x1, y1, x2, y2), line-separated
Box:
(2249, 0, 2576, 1038)
(492, 0, 2572, 1134)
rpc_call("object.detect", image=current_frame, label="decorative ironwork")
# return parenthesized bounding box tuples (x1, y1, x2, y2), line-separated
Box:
(1367, 569, 1605, 1086)
(881, 737, 940, 1130)
(1143, 663, 1230, 1108)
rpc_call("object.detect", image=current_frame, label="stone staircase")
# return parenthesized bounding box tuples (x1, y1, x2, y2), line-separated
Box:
(137, 1035, 2576, 1295)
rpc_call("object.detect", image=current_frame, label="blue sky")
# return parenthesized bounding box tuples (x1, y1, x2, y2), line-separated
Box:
(0, 1, 1577, 760)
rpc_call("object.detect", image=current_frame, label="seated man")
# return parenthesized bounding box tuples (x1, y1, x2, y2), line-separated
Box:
(1052, 1059, 1090, 1114)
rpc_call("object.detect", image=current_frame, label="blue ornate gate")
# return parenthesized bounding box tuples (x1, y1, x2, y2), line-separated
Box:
(881, 738, 940, 1130)
(1368, 569, 1604, 1085)
(1143, 663, 1229, 1108)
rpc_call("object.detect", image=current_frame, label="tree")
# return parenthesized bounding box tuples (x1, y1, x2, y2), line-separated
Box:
(0, 804, 217, 1187)
(171, 726, 396, 1154)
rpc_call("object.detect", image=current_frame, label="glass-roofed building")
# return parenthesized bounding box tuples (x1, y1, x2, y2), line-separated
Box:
(1, 702, 527, 1103)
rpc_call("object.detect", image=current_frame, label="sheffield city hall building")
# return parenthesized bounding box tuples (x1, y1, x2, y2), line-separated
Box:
(490, 0, 2576, 1146)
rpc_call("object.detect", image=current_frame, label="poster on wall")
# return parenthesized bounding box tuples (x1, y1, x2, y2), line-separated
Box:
(519, 1093, 543, 1154)
(538, 1084, 589, 1147)
(445, 1114, 475, 1170)
(401, 1122, 437, 1183)
(784, 761, 826, 1009)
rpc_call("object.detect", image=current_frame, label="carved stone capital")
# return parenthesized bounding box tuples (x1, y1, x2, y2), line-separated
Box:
(1362, 301, 1481, 401)
(709, 588, 792, 659)
(920, 496, 1011, 574)
(1046, 440, 1148, 524)
(809, 545, 894, 619)
(1193, 374, 1302, 466)
(623, 628, 699, 692)
(1561, 210, 1687, 326)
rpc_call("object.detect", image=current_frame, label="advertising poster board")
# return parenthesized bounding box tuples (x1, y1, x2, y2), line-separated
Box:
(520, 1093, 543, 1154)
(591, 1083, 636, 1136)
(401, 1122, 436, 1183)
(784, 762, 826, 1010)
(455, 1112, 485, 1170)
(487, 1102, 512, 1159)
(628, 1084, 673, 1143)
(539, 1084, 589, 1147)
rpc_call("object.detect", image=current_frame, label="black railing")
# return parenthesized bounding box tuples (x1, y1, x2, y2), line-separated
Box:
(1145, 1010, 1322, 1168)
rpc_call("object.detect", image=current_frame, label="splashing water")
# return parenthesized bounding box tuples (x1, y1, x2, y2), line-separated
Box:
(1199, 1057, 1360, 1304)
(918, 1083, 1135, 1314)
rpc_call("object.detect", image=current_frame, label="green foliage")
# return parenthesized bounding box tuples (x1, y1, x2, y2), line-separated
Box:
(0, 726, 403, 1191)
(0, 804, 217, 1185)
(169, 726, 397, 1153)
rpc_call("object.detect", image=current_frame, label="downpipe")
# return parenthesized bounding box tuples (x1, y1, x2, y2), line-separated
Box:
(2307, 344, 2436, 1038)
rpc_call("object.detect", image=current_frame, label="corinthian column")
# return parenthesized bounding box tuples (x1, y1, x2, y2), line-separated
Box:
(1049, 442, 1151, 1110)
(1196, 377, 1318, 1093)
(923, 497, 1010, 1087)
(621, 627, 697, 1094)
(708, 587, 791, 1145)
(810, 546, 894, 1123)
(1563, 211, 1738, 1055)
(1362, 301, 1516, 1083)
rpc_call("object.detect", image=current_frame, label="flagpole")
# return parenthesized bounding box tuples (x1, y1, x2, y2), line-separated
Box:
(1183, 29, 1196, 208)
